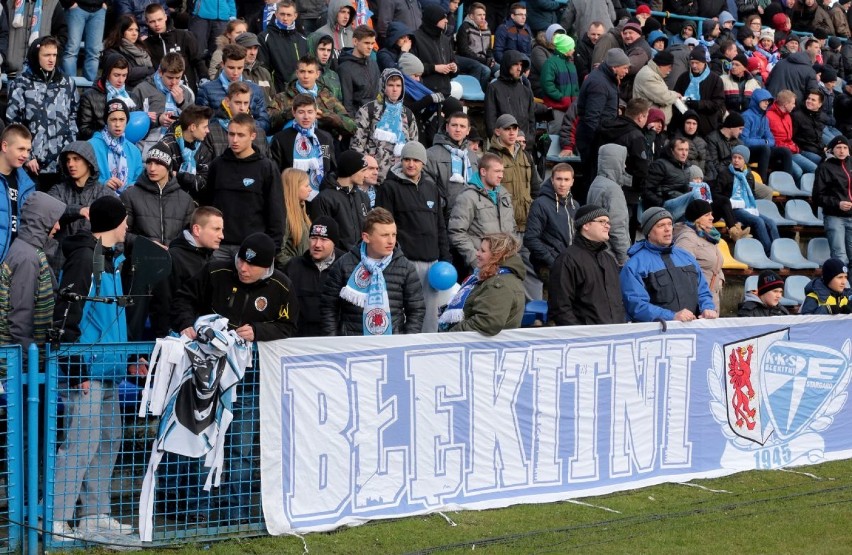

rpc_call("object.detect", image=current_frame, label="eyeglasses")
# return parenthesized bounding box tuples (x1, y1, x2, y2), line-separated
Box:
(592, 219, 611, 226)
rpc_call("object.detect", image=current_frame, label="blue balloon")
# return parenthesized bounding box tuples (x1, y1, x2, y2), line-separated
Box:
(125, 111, 151, 143)
(428, 261, 458, 291)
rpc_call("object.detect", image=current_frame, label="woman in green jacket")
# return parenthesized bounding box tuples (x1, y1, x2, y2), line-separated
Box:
(439, 232, 527, 336)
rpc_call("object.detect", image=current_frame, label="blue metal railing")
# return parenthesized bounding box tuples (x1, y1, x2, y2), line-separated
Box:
(0, 345, 24, 554)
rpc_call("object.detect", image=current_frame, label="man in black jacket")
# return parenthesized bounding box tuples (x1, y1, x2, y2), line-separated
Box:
(813, 135, 852, 264)
(144, 3, 207, 91)
(412, 4, 457, 97)
(257, 0, 309, 90)
(283, 215, 344, 336)
(484, 49, 535, 139)
(309, 150, 371, 252)
(337, 25, 380, 116)
(377, 141, 451, 333)
(269, 93, 335, 192)
(548, 204, 625, 326)
(673, 46, 725, 136)
(154, 105, 213, 201)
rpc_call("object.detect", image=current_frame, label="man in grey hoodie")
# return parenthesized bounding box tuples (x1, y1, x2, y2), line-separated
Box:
(586, 144, 632, 265)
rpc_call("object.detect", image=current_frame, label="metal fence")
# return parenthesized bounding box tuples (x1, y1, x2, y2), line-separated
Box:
(0, 341, 270, 552)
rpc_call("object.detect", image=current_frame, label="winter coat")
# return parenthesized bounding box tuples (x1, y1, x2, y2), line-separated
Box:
(523, 178, 578, 271)
(766, 103, 798, 152)
(129, 76, 196, 147)
(269, 126, 335, 175)
(412, 15, 456, 96)
(88, 132, 144, 190)
(574, 33, 595, 83)
(765, 51, 819, 102)
(171, 259, 298, 340)
(0, 168, 36, 265)
(596, 115, 649, 204)
(791, 104, 826, 156)
(591, 26, 624, 68)
(376, 165, 450, 263)
(721, 70, 762, 114)
(812, 154, 852, 218)
(488, 135, 541, 232)
(200, 115, 269, 160)
(737, 292, 790, 317)
(790, 0, 835, 35)
(320, 246, 425, 336)
(6, 38, 78, 174)
(257, 23, 309, 91)
(377, 0, 423, 42)
(704, 129, 743, 184)
(673, 222, 724, 310)
(673, 67, 725, 136)
(800, 277, 852, 315)
(283, 248, 345, 337)
(457, 16, 494, 66)
(145, 27, 208, 92)
(741, 88, 776, 148)
(0, 192, 65, 350)
(620, 239, 716, 322)
(308, 173, 371, 252)
(560, 0, 615, 38)
(587, 144, 632, 265)
(449, 253, 527, 336)
(665, 43, 692, 89)
(633, 61, 681, 124)
(196, 77, 271, 131)
(102, 46, 156, 89)
(540, 52, 580, 109)
(204, 148, 284, 248)
(77, 80, 111, 140)
(376, 22, 413, 71)
(485, 50, 536, 138)
(192, 0, 236, 20)
(309, 0, 355, 56)
(828, 5, 851, 38)
(337, 48, 381, 116)
(527, 0, 564, 33)
(530, 41, 554, 98)
(645, 146, 691, 208)
(494, 17, 533, 64)
(448, 181, 517, 269)
(121, 174, 195, 245)
(163, 230, 214, 332)
(548, 233, 625, 326)
(425, 131, 480, 215)
(4, 0, 66, 75)
(351, 71, 419, 182)
(155, 129, 213, 199)
(575, 63, 621, 159)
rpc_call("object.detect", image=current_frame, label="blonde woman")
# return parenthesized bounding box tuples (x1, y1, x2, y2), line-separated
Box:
(208, 19, 249, 79)
(276, 168, 312, 268)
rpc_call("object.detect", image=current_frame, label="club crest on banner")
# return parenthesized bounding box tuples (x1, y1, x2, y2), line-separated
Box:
(709, 330, 852, 469)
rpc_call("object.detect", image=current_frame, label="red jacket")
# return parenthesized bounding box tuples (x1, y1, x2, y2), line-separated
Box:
(766, 103, 799, 153)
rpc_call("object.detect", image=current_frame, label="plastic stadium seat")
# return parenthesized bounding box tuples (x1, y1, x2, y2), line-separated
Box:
(800, 173, 815, 195)
(451, 75, 484, 102)
(744, 275, 758, 292)
(784, 275, 811, 304)
(719, 239, 749, 270)
(768, 171, 808, 197)
(734, 238, 783, 269)
(769, 238, 819, 269)
(546, 135, 581, 163)
(756, 199, 796, 226)
(784, 200, 823, 226)
(807, 237, 831, 265)
(522, 300, 548, 326)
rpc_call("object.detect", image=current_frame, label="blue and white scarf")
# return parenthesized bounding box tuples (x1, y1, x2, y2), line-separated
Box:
(356, 0, 373, 27)
(102, 128, 129, 193)
(106, 82, 136, 109)
(13, 0, 43, 45)
(340, 243, 394, 336)
(729, 164, 758, 215)
(153, 71, 180, 119)
(374, 101, 407, 157)
(175, 126, 196, 175)
(295, 82, 319, 97)
(292, 122, 324, 195)
(262, 3, 276, 31)
(274, 18, 297, 31)
(444, 143, 474, 184)
(438, 267, 512, 330)
(684, 66, 710, 101)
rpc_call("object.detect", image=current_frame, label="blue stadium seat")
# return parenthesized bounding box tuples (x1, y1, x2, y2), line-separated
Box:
(734, 238, 783, 269)
(807, 237, 831, 265)
(769, 238, 818, 269)
(784, 199, 823, 226)
(784, 275, 811, 304)
(768, 171, 808, 197)
(451, 75, 485, 102)
(744, 275, 758, 292)
(522, 300, 548, 326)
(800, 173, 815, 195)
(546, 134, 581, 163)
(756, 199, 796, 226)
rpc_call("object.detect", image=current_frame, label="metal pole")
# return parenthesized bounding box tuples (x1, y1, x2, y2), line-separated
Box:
(26, 343, 40, 554)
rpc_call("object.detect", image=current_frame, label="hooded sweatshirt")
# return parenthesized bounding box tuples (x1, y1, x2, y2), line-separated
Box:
(485, 50, 536, 138)
(587, 144, 632, 265)
(377, 22, 413, 71)
(0, 192, 66, 350)
(309, 0, 356, 56)
(412, 5, 457, 96)
(741, 88, 776, 147)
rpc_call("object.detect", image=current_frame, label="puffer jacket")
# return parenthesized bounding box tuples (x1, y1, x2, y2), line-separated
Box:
(587, 144, 632, 265)
(457, 16, 493, 66)
(448, 178, 517, 269)
(791, 103, 827, 156)
(425, 131, 480, 214)
(800, 277, 852, 315)
(812, 154, 852, 218)
(737, 292, 790, 317)
(494, 16, 533, 63)
(320, 245, 426, 336)
(673, 222, 724, 310)
(524, 178, 578, 271)
(620, 239, 716, 322)
(540, 52, 579, 109)
(765, 51, 819, 101)
(644, 144, 691, 208)
(6, 37, 78, 174)
(77, 58, 140, 140)
(485, 50, 536, 138)
(283, 247, 345, 337)
(721, 69, 762, 114)
(766, 102, 798, 152)
(488, 135, 540, 231)
(308, 173, 371, 252)
(121, 174, 195, 245)
(449, 253, 526, 336)
(741, 88, 776, 147)
(704, 128, 743, 184)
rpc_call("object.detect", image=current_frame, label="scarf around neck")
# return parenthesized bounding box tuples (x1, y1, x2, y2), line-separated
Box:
(443, 142, 474, 184)
(686, 221, 721, 244)
(340, 243, 394, 335)
(373, 100, 407, 157)
(218, 70, 241, 93)
(121, 39, 153, 67)
(438, 267, 512, 330)
(102, 129, 129, 193)
(729, 164, 758, 215)
(274, 19, 297, 31)
(106, 82, 136, 109)
(684, 66, 710, 101)
(296, 81, 319, 97)
(154, 72, 180, 117)
(174, 125, 197, 175)
(292, 122, 324, 196)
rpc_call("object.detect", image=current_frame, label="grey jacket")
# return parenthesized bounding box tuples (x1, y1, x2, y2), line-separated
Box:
(448, 182, 517, 269)
(130, 76, 196, 148)
(0, 192, 65, 349)
(425, 131, 480, 218)
(586, 144, 632, 265)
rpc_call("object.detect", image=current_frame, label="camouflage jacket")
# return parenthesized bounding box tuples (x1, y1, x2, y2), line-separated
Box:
(351, 100, 419, 183)
(271, 79, 357, 137)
